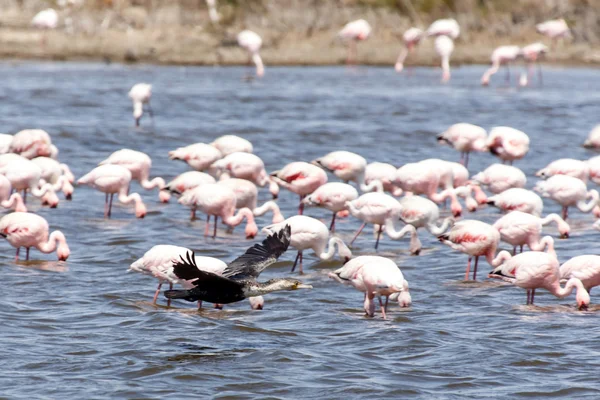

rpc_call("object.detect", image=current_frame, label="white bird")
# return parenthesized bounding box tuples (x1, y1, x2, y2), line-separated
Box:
(426, 18, 460, 39)
(32, 9, 59, 29)
(560, 255, 600, 297)
(534, 175, 599, 220)
(493, 211, 568, 255)
(434, 35, 454, 83)
(237, 30, 264, 77)
(338, 19, 372, 65)
(128, 83, 153, 127)
(486, 188, 544, 217)
(486, 127, 530, 164)
(535, 158, 589, 182)
(437, 123, 487, 167)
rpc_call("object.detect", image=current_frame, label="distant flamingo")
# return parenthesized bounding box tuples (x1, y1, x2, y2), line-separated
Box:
(237, 30, 265, 77)
(534, 174, 599, 220)
(270, 162, 327, 215)
(32, 8, 58, 29)
(303, 182, 359, 231)
(77, 165, 147, 219)
(486, 188, 544, 217)
(560, 255, 600, 297)
(346, 192, 422, 253)
(210, 135, 253, 156)
(32, 157, 74, 200)
(486, 127, 530, 164)
(211, 152, 279, 198)
(10, 129, 57, 159)
(583, 125, 600, 149)
(128, 83, 152, 127)
(0, 212, 70, 261)
(262, 215, 352, 274)
(312, 151, 382, 192)
(426, 18, 460, 39)
(338, 19, 371, 65)
(481, 46, 522, 86)
(0, 157, 61, 207)
(217, 178, 284, 224)
(519, 42, 549, 87)
(489, 251, 589, 309)
(493, 211, 568, 255)
(395, 27, 423, 73)
(205, 0, 220, 23)
(472, 163, 526, 194)
(178, 183, 258, 239)
(99, 149, 167, 202)
(0, 175, 26, 212)
(364, 162, 402, 196)
(329, 256, 411, 319)
(536, 19, 570, 45)
(169, 143, 222, 171)
(160, 171, 216, 202)
(433, 36, 454, 83)
(535, 158, 589, 182)
(438, 220, 511, 280)
(437, 123, 487, 167)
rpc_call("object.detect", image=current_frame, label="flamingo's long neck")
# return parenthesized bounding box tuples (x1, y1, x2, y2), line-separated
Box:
(319, 237, 351, 261)
(384, 220, 421, 252)
(36, 230, 67, 254)
(550, 277, 584, 298)
(252, 53, 264, 77)
(141, 177, 166, 190)
(1, 193, 26, 212)
(577, 190, 599, 213)
(489, 250, 512, 267)
(30, 182, 54, 198)
(395, 47, 408, 72)
(360, 179, 383, 193)
(427, 217, 453, 236)
(253, 200, 284, 223)
(223, 207, 257, 237)
(540, 213, 568, 231)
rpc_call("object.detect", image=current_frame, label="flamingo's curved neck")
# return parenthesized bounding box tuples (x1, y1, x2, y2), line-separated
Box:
(550, 277, 584, 298)
(577, 190, 599, 213)
(360, 179, 383, 193)
(319, 237, 351, 261)
(427, 217, 453, 236)
(141, 176, 166, 190)
(490, 250, 512, 267)
(37, 230, 66, 254)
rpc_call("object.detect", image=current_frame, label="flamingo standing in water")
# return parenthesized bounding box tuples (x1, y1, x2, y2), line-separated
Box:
(397, 196, 454, 242)
(486, 127, 530, 164)
(312, 151, 382, 192)
(486, 188, 544, 217)
(77, 165, 147, 219)
(270, 162, 327, 215)
(128, 83, 153, 127)
(32, 156, 75, 200)
(345, 192, 422, 253)
(437, 123, 487, 167)
(395, 27, 423, 73)
(536, 19, 570, 45)
(534, 174, 599, 220)
(535, 158, 589, 182)
(481, 46, 522, 86)
(433, 36, 454, 83)
(338, 19, 371, 65)
(583, 125, 600, 149)
(237, 30, 265, 77)
(178, 183, 258, 239)
(210, 152, 279, 198)
(0, 212, 70, 261)
(99, 149, 168, 202)
(160, 171, 215, 202)
(426, 18, 460, 39)
(560, 255, 600, 297)
(210, 135, 253, 156)
(217, 178, 284, 224)
(10, 129, 58, 159)
(329, 256, 411, 319)
(519, 42, 549, 87)
(303, 182, 358, 232)
(169, 143, 222, 171)
(489, 251, 589, 310)
(472, 163, 527, 195)
(0, 175, 27, 212)
(364, 162, 403, 196)
(493, 211, 568, 254)
(262, 215, 352, 274)
(438, 220, 511, 280)
(0, 157, 61, 207)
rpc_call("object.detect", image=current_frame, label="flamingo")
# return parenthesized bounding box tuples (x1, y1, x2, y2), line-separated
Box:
(0, 175, 27, 212)
(0, 212, 70, 261)
(205, 0, 220, 23)
(10, 129, 58, 159)
(560, 255, 600, 297)
(338, 19, 371, 65)
(398, 195, 454, 240)
(583, 125, 600, 149)
(99, 149, 167, 202)
(237, 30, 264, 77)
(312, 151, 382, 192)
(178, 183, 258, 239)
(0, 134, 12, 153)
(486, 127, 530, 164)
(217, 178, 284, 224)
(536, 19, 570, 45)
(364, 162, 402, 196)
(32, 8, 58, 29)
(270, 162, 327, 215)
(169, 143, 222, 171)
(128, 83, 152, 127)
(210, 152, 279, 198)
(160, 171, 216, 202)
(77, 165, 147, 219)
(210, 135, 253, 156)
(519, 42, 549, 87)
(489, 251, 589, 310)
(587, 155, 600, 185)
(471, 163, 526, 194)
(493, 211, 568, 255)
(262, 215, 352, 274)
(0, 157, 61, 207)
(345, 192, 422, 253)
(426, 18, 460, 39)
(433, 35, 454, 83)
(437, 123, 487, 167)
(481, 46, 522, 86)
(395, 27, 423, 73)
(129, 245, 264, 309)
(329, 256, 411, 319)
(32, 157, 75, 200)
(302, 182, 359, 232)
(535, 158, 589, 182)
(486, 188, 544, 217)
(438, 220, 511, 280)
(534, 174, 599, 220)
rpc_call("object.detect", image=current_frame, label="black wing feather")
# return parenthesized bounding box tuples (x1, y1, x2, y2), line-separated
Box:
(222, 225, 291, 280)
(171, 251, 237, 287)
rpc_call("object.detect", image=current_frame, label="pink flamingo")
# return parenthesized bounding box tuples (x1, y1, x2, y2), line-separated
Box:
(0, 157, 61, 207)
(10, 129, 58, 159)
(262, 215, 352, 274)
(535, 158, 589, 182)
(395, 27, 423, 73)
(0, 175, 27, 212)
(128, 83, 152, 126)
(129, 244, 263, 309)
(178, 183, 258, 239)
(0, 212, 70, 261)
(312, 151, 382, 192)
(536, 19, 570, 45)
(338, 19, 371, 65)
(583, 125, 600, 149)
(169, 143, 222, 171)
(433, 36, 454, 83)
(398, 195, 454, 242)
(237, 30, 264, 77)
(77, 164, 147, 219)
(364, 162, 403, 196)
(160, 171, 216, 202)
(345, 192, 422, 253)
(489, 251, 589, 310)
(493, 211, 568, 255)
(303, 182, 358, 232)
(210, 135, 253, 156)
(32, 8, 58, 29)
(480, 46, 522, 86)
(426, 18, 460, 39)
(437, 123, 487, 167)
(99, 149, 167, 202)
(438, 220, 511, 280)
(270, 161, 327, 215)
(472, 163, 526, 194)
(205, 0, 220, 23)
(534, 174, 599, 220)
(486, 127, 530, 164)
(560, 255, 600, 297)
(486, 188, 544, 217)
(211, 152, 279, 198)
(32, 156, 74, 200)
(217, 178, 284, 224)
(329, 256, 411, 319)
(519, 42, 549, 87)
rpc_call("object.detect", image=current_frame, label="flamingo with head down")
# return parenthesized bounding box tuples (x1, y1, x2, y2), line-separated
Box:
(338, 19, 371, 65)
(31, 157, 75, 200)
(128, 83, 153, 127)
(0, 175, 26, 212)
(583, 125, 600, 149)
(364, 162, 402, 196)
(0, 156, 62, 207)
(211, 152, 279, 198)
(486, 127, 530, 164)
(217, 178, 284, 224)
(560, 255, 600, 298)
(312, 151, 382, 192)
(270, 162, 327, 215)
(534, 174, 599, 220)
(519, 42, 549, 87)
(303, 182, 358, 232)
(437, 123, 487, 167)
(481, 46, 522, 86)
(160, 171, 216, 202)
(471, 163, 526, 196)
(486, 188, 544, 217)
(169, 143, 222, 172)
(493, 211, 567, 255)
(237, 30, 265, 77)
(535, 158, 589, 182)
(10, 129, 58, 159)
(395, 27, 423, 73)
(210, 135, 253, 156)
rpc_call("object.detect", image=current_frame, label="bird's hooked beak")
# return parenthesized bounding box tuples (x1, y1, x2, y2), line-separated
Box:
(295, 283, 313, 290)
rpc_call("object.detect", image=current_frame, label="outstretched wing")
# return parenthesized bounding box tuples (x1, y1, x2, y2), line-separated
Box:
(222, 225, 291, 280)
(171, 251, 239, 289)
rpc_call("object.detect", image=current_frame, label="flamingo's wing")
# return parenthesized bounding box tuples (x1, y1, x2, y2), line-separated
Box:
(223, 225, 291, 280)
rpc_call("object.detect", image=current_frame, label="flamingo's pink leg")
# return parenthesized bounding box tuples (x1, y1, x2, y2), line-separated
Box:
(531, 289, 535, 305)
(152, 282, 163, 304)
(213, 215, 218, 238)
(329, 212, 336, 233)
(465, 256, 472, 281)
(378, 296, 387, 319)
(166, 283, 173, 307)
(374, 225, 383, 250)
(197, 301, 202, 310)
(104, 193, 109, 218)
(350, 222, 367, 246)
(473, 256, 479, 280)
(26, 247, 30, 261)
(108, 193, 114, 218)
(204, 214, 210, 236)
(526, 290, 531, 305)
(298, 195, 305, 215)
(15, 247, 19, 262)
